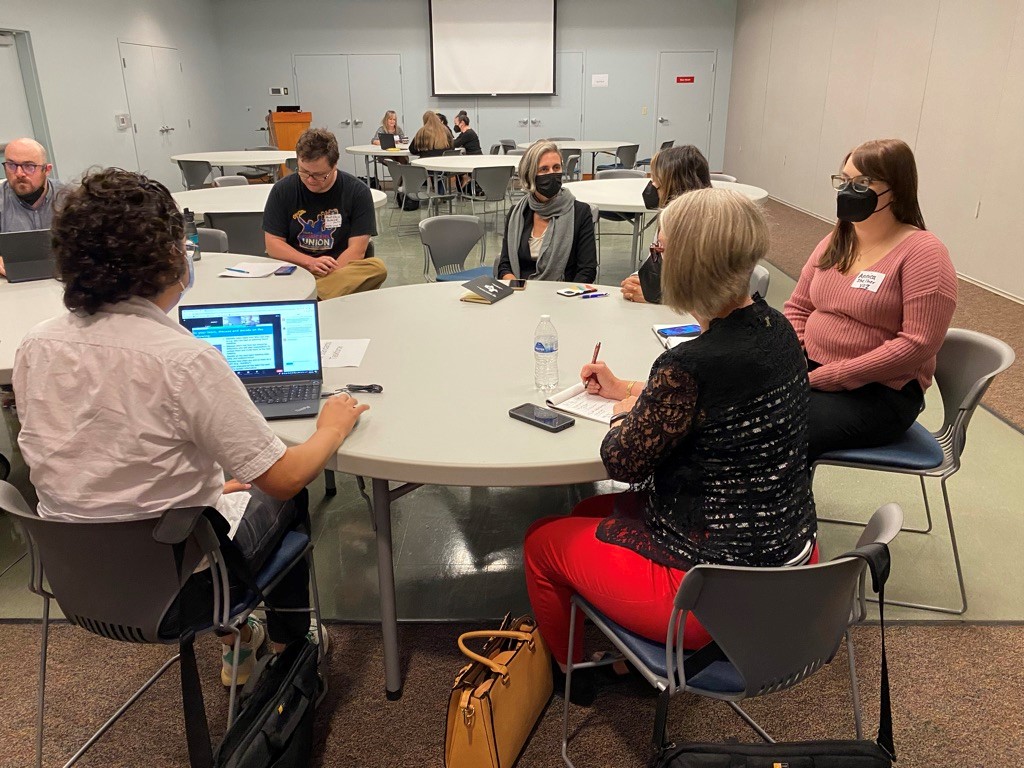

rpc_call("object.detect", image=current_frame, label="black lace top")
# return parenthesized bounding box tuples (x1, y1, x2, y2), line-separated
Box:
(598, 299, 816, 569)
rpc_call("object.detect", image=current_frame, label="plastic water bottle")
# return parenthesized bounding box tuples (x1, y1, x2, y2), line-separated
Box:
(183, 208, 202, 261)
(534, 315, 559, 392)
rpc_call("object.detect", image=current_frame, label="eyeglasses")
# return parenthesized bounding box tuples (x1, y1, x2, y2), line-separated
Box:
(831, 174, 877, 193)
(648, 239, 665, 261)
(297, 168, 334, 183)
(3, 161, 45, 175)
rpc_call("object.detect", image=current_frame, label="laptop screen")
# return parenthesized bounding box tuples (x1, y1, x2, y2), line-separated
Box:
(179, 300, 322, 380)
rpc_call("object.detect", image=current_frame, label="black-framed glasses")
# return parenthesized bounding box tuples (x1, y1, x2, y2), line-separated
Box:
(3, 161, 44, 175)
(831, 174, 876, 192)
(297, 168, 334, 182)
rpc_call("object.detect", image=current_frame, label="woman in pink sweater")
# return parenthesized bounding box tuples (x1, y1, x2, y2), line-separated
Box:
(784, 138, 957, 462)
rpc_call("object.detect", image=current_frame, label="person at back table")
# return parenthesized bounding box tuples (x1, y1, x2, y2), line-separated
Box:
(783, 138, 957, 463)
(14, 168, 370, 686)
(370, 110, 403, 145)
(523, 189, 816, 704)
(263, 127, 387, 300)
(452, 114, 482, 155)
(0, 137, 63, 277)
(407, 111, 452, 158)
(496, 140, 596, 283)
(620, 144, 712, 304)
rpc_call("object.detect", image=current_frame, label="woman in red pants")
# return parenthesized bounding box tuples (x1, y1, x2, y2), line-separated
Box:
(524, 188, 817, 702)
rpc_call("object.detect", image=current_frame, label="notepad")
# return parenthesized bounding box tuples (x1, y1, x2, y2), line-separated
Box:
(218, 262, 280, 278)
(545, 383, 616, 425)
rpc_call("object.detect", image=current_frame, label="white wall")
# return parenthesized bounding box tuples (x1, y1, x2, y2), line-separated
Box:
(0, 0, 228, 181)
(211, 0, 737, 169)
(724, 0, 1024, 301)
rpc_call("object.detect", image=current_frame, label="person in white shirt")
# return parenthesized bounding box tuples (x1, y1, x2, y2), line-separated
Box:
(13, 168, 368, 685)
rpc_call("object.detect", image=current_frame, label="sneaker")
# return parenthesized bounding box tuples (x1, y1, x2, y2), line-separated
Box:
(306, 616, 330, 655)
(221, 615, 266, 687)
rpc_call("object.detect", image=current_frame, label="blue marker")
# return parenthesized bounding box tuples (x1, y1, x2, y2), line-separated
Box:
(580, 292, 609, 299)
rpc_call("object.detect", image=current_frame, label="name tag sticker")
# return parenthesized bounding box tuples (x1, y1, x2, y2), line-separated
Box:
(323, 213, 342, 228)
(851, 270, 885, 292)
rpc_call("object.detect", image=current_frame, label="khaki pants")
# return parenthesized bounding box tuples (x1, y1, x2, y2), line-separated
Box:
(315, 257, 388, 300)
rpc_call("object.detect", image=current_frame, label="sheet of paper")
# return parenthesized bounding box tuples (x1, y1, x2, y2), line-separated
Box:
(320, 338, 371, 368)
(546, 382, 616, 425)
(218, 261, 281, 278)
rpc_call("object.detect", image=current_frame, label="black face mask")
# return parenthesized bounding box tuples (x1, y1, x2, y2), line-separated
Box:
(534, 173, 562, 199)
(16, 185, 46, 206)
(837, 187, 891, 223)
(642, 181, 660, 210)
(639, 252, 662, 303)
(454, 125, 462, 133)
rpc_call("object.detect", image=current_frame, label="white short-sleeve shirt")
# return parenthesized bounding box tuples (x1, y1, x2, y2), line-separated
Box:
(13, 297, 287, 521)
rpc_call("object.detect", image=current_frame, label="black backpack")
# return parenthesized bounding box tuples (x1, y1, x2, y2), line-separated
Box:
(214, 640, 322, 768)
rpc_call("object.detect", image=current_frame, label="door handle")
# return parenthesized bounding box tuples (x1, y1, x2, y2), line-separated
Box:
(518, 118, 528, 126)
(530, 118, 540, 126)
(159, 125, 175, 133)
(657, 117, 668, 124)
(339, 119, 352, 126)
(353, 118, 363, 126)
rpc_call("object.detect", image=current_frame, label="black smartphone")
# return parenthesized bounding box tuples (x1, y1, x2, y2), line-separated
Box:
(508, 278, 527, 291)
(656, 323, 702, 338)
(509, 404, 575, 433)
(274, 265, 298, 275)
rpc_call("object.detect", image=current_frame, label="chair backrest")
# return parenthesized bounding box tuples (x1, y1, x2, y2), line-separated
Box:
(419, 215, 486, 277)
(672, 553, 866, 698)
(197, 227, 229, 253)
(596, 169, 646, 180)
(562, 155, 580, 181)
(617, 144, 640, 169)
(202, 211, 266, 256)
(932, 328, 1016, 450)
(177, 160, 213, 190)
(489, 143, 502, 155)
(443, 148, 466, 156)
(659, 140, 675, 152)
(710, 173, 738, 183)
(0, 481, 209, 643)
(749, 263, 770, 299)
(381, 158, 405, 189)
(507, 149, 526, 156)
(548, 136, 576, 141)
(285, 157, 298, 173)
(499, 139, 517, 154)
(246, 145, 278, 151)
(401, 164, 429, 194)
(212, 175, 248, 188)
(473, 165, 514, 202)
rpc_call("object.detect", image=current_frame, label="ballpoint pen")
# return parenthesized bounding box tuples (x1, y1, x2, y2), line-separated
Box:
(224, 267, 249, 274)
(587, 341, 601, 388)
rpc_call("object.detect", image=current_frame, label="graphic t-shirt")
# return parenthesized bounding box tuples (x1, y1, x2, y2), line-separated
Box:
(262, 170, 377, 259)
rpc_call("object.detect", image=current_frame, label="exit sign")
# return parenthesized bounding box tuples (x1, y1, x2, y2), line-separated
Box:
(676, 76, 695, 84)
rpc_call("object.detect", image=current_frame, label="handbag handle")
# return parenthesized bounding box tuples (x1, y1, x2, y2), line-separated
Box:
(457, 630, 536, 678)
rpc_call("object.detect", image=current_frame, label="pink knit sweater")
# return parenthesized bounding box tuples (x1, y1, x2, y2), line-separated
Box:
(783, 230, 957, 393)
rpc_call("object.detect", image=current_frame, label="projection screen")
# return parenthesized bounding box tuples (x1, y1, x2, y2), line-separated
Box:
(429, 0, 556, 96)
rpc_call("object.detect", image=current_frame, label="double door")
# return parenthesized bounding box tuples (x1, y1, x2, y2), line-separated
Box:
(476, 52, 585, 147)
(293, 54, 404, 177)
(120, 42, 191, 190)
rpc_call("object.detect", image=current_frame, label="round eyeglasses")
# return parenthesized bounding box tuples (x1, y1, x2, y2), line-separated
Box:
(831, 174, 877, 193)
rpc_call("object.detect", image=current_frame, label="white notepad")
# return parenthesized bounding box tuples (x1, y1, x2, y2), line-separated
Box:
(545, 382, 616, 425)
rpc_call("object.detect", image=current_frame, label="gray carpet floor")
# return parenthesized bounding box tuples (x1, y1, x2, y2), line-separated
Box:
(0, 621, 1021, 767)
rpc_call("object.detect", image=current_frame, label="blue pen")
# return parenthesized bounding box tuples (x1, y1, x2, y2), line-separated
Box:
(225, 267, 248, 274)
(580, 292, 609, 299)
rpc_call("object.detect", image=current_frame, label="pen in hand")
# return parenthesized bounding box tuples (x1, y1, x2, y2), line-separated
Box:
(586, 341, 601, 388)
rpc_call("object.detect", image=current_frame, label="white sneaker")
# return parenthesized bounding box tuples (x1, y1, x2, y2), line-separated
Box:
(221, 615, 266, 687)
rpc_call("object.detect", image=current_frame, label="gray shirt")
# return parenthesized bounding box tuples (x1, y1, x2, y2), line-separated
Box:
(0, 178, 62, 233)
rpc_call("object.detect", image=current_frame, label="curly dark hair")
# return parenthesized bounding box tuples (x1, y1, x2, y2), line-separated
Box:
(53, 168, 184, 315)
(295, 127, 340, 166)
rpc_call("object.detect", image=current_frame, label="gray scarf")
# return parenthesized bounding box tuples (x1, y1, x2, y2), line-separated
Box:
(503, 189, 576, 280)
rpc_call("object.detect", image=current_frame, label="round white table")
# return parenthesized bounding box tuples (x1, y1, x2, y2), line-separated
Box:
(0, 253, 316, 384)
(410, 155, 519, 173)
(172, 184, 387, 214)
(171, 150, 296, 167)
(268, 280, 685, 697)
(517, 139, 636, 176)
(345, 144, 411, 183)
(564, 178, 771, 270)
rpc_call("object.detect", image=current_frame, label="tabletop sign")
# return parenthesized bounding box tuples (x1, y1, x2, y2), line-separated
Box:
(676, 76, 695, 84)
(462, 275, 513, 304)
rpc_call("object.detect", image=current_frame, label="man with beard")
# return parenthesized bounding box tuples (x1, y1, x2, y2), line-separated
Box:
(0, 138, 62, 277)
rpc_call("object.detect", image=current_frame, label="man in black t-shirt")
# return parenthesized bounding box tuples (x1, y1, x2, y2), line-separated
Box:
(263, 127, 387, 300)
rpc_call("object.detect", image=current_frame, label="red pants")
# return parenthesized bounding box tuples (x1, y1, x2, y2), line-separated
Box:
(524, 493, 817, 665)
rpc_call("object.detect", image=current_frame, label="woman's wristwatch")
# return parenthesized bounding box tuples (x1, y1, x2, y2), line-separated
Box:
(609, 412, 629, 425)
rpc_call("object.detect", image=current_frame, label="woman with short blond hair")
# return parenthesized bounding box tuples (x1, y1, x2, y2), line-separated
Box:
(524, 188, 816, 704)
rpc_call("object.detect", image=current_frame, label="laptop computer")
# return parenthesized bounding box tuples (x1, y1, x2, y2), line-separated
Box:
(378, 132, 398, 150)
(179, 299, 323, 420)
(0, 229, 56, 283)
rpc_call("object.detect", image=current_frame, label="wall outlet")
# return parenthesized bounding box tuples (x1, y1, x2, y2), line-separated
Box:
(114, 113, 131, 131)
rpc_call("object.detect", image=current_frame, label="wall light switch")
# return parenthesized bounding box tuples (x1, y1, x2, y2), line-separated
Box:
(115, 113, 131, 131)
(641, 106, 648, 116)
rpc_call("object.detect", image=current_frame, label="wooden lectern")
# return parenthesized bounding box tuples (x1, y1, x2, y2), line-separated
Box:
(266, 111, 311, 175)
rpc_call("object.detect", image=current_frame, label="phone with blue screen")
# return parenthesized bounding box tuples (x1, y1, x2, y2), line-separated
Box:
(656, 324, 702, 338)
(274, 265, 298, 275)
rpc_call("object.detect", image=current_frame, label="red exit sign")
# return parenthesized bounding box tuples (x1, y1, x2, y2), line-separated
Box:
(676, 76, 695, 84)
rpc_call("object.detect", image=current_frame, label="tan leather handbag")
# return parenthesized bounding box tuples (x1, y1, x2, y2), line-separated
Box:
(445, 615, 553, 768)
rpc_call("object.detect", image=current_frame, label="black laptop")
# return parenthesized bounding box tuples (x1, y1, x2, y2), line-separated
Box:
(378, 132, 399, 150)
(179, 299, 323, 420)
(0, 229, 55, 283)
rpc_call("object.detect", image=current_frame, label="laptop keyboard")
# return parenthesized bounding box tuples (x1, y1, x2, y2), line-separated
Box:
(246, 383, 320, 405)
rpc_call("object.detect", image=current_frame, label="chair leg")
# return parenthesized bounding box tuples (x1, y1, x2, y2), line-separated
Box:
(652, 689, 671, 750)
(561, 601, 579, 768)
(225, 627, 243, 728)
(36, 596, 50, 768)
(0, 550, 27, 580)
(813, 464, 933, 534)
(918, 475, 934, 533)
(726, 702, 774, 743)
(323, 469, 336, 497)
(356, 476, 376, 531)
(846, 630, 864, 739)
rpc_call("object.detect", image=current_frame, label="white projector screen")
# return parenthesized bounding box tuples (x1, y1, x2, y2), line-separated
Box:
(429, 0, 556, 96)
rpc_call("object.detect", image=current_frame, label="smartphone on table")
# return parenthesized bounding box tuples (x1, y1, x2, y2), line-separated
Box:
(508, 404, 575, 433)
(274, 265, 298, 275)
(656, 323, 702, 338)
(509, 279, 527, 291)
